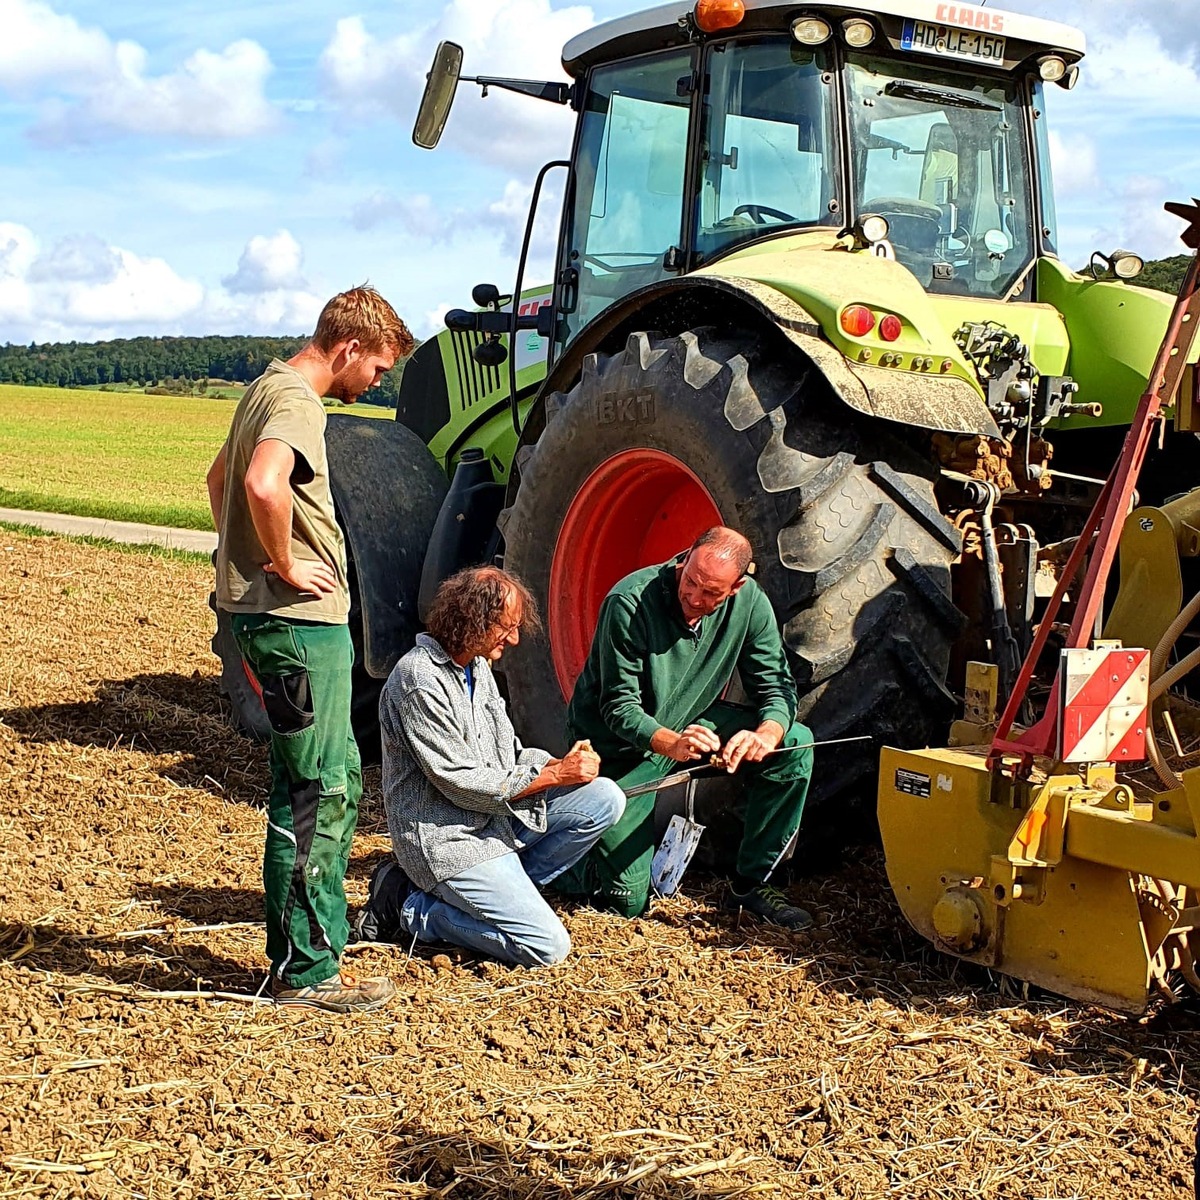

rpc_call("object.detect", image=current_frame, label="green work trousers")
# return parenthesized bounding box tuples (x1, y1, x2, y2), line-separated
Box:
(231, 613, 362, 987)
(558, 702, 813, 918)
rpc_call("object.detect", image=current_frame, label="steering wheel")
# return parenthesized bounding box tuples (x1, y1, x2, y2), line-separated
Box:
(732, 203, 797, 225)
(862, 197, 942, 221)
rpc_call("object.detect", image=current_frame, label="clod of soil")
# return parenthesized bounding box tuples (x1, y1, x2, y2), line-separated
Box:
(1, 529, 1198, 1198)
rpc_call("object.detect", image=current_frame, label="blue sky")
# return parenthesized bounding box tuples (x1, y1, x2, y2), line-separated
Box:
(0, 0, 1196, 344)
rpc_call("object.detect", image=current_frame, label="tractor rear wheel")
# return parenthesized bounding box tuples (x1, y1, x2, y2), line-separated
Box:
(500, 327, 965, 845)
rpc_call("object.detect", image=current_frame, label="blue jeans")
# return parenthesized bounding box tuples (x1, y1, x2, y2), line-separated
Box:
(399, 778, 625, 967)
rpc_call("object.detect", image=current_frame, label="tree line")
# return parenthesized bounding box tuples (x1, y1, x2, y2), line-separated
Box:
(0, 256, 1189, 407)
(0, 334, 413, 406)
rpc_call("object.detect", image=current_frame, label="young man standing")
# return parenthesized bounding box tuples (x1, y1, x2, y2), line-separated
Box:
(207, 286, 414, 1012)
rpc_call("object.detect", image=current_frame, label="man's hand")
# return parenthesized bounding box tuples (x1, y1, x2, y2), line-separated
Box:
(549, 740, 601, 787)
(658, 724, 722, 763)
(515, 741, 600, 800)
(264, 557, 338, 596)
(716, 721, 785, 773)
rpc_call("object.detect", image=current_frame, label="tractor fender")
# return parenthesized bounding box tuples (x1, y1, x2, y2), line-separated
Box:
(325, 415, 448, 680)
(527, 275, 999, 457)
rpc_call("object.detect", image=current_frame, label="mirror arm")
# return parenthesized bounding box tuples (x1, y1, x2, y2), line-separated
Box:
(508, 160, 570, 435)
(463, 76, 573, 106)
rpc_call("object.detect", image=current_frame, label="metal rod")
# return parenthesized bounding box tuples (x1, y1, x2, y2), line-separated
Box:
(623, 735, 873, 797)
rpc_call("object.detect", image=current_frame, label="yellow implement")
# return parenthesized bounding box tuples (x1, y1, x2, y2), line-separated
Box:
(880, 201, 1200, 1013)
(879, 737, 1200, 1013)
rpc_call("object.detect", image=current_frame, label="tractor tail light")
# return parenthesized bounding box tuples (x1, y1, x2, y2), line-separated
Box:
(841, 305, 875, 337)
(694, 0, 745, 33)
(879, 314, 903, 342)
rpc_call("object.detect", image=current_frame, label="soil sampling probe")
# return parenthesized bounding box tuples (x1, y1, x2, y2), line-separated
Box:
(641, 735, 874, 896)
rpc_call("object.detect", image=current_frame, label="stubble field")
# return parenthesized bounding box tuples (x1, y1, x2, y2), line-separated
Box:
(2, 527, 1199, 1199)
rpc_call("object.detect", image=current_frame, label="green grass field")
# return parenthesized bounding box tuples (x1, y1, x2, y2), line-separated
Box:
(0, 383, 394, 530)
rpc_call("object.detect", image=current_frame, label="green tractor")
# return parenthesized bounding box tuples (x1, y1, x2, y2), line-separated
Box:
(215, 0, 1198, 843)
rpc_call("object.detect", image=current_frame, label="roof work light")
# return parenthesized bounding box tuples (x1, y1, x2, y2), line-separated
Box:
(694, 0, 745, 32)
(842, 18, 876, 47)
(792, 15, 833, 45)
(1037, 55, 1067, 82)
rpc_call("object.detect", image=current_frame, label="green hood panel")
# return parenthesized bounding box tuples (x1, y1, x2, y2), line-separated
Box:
(698, 233, 1073, 412)
(1037, 257, 1192, 430)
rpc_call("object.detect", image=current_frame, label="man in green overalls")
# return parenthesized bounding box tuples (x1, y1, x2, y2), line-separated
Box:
(561, 527, 814, 927)
(207, 286, 413, 1012)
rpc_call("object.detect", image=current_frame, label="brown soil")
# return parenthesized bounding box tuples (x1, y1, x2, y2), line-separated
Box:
(1, 528, 1198, 1199)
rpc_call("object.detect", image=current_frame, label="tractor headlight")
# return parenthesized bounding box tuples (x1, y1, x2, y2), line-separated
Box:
(859, 214, 890, 244)
(1088, 249, 1145, 281)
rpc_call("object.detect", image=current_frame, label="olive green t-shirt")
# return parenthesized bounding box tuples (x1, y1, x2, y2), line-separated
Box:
(214, 360, 349, 624)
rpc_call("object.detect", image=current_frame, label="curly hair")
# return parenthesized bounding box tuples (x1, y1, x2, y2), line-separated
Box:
(425, 567, 541, 660)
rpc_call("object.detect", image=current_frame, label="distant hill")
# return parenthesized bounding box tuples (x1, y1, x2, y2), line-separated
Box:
(0, 334, 413, 406)
(1132, 255, 1190, 296)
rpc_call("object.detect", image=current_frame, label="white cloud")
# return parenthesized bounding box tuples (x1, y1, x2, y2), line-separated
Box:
(0, 223, 322, 342)
(319, 0, 591, 174)
(1048, 130, 1099, 199)
(0, 0, 276, 141)
(1088, 175, 1196, 263)
(27, 234, 121, 284)
(351, 191, 452, 238)
(223, 230, 308, 295)
(352, 177, 562, 262)
(423, 302, 453, 337)
(0, 0, 111, 91)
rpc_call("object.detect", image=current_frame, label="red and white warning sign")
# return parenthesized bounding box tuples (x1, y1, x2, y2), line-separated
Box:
(1057, 645, 1149, 763)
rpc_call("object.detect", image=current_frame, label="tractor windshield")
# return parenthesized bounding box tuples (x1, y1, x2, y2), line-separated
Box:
(695, 39, 839, 258)
(845, 54, 1035, 299)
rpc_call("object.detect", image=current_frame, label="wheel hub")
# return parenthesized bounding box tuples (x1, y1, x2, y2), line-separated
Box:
(547, 448, 722, 698)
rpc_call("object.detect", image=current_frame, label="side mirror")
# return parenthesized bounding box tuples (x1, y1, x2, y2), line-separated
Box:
(473, 337, 508, 367)
(471, 283, 502, 309)
(413, 41, 464, 150)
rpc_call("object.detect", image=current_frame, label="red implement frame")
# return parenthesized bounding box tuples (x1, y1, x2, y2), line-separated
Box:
(990, 200, 1200, 771)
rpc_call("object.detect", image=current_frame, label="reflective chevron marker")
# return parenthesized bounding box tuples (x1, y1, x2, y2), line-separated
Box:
(1057, 646, 1150, 763)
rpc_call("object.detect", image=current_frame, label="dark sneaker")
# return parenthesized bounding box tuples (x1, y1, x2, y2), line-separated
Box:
(354, 859, 411, 943)
(725, 883, 814, 931)
(270, 970, 395, 1013)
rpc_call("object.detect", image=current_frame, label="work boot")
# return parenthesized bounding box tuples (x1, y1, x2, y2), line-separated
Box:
(354, 858, 411, 943)
(725, 882, 813, 931)
(270, 970, 395, 1013)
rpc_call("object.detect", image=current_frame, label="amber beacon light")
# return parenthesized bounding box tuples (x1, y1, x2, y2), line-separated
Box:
(694, 0, 746, 33)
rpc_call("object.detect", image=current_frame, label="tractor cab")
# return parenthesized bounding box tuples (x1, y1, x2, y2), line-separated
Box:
(555, 1, 1082, 344)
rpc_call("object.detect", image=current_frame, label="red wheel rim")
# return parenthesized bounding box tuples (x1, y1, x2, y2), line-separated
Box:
(547, 449, 722, 698)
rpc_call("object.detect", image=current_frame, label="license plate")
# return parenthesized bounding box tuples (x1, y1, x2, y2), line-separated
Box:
(901, 19, 1006, 66)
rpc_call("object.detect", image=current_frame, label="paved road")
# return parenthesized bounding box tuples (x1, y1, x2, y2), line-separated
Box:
(0, 507, 217, 554)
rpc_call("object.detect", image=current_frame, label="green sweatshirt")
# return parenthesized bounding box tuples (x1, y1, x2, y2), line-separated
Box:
(566, 556, 797, 762)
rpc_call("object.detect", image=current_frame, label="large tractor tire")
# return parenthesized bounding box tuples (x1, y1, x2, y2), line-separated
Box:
(211, 415, 448, 763)
(500, 327, 965, 847)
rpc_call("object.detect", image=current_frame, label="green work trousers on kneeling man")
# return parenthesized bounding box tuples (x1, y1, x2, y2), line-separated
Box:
(557, 701, 813, 918)
(232, 613, 362, 987)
